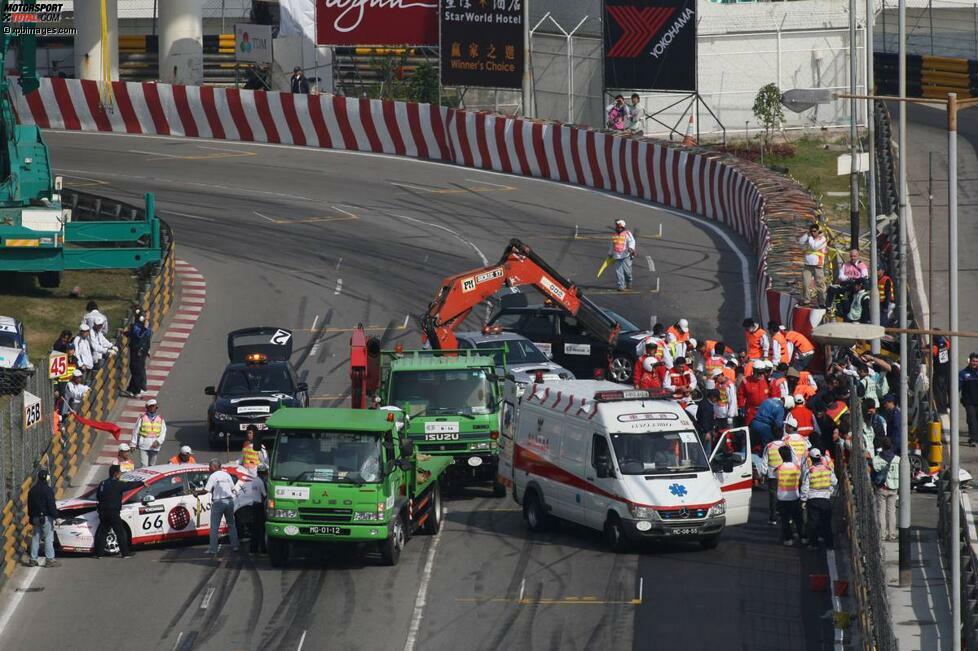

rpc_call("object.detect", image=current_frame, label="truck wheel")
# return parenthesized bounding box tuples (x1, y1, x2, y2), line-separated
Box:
(268, 537, 289, 568)
(699, 536, 719, 550)
(603, 514, 629, 553)
(380, 512, 406, 566)
(492, 480, 507, 498)
(523, 491, 550, 533)
(420, 485, 442, 535)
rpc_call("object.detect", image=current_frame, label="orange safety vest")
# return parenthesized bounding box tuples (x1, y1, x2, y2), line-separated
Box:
(878, 275, 894, 303)
(826, 400, 849, 425)
(785, 330, 814, 354)
(791, 405, 816, 436)
(118, 458, 135, 473)
(667, 369, 691, 389)
(667, 325, 689, 344)
(776, 462, 802, 495)
(784, 433, 809, 461)
(766, 440, 787, 469)
(794, 371, 817, 398)
(138, 415, 163, 440)
(242, 445, 260, 468)
(704, 354, 726, 375)
(611, 232, 629, 254)
(809, 464, 833, 490)
(770, 377, 789, 398)
(722, 366, 736, 382)
(772, 331, 790, 364)
(745, 328, 769, 360)
(716, 378, 732, 407)
(169, 454, 197, 464)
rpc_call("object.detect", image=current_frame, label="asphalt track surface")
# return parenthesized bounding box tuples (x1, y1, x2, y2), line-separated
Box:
(0, 132, 833, 651)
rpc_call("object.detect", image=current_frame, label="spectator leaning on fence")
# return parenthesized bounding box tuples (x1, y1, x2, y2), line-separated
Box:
(73, 323, 95, 379)
(64, 369, 90, 411)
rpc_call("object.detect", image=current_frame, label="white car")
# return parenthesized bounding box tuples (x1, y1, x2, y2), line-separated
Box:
(54, 463, 261, 554)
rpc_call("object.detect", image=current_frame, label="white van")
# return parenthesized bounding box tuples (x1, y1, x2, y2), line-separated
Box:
(497, 379, 752, 551)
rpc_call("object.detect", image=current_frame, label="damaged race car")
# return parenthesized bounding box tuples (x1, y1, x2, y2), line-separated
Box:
(54, 464, 261, 555)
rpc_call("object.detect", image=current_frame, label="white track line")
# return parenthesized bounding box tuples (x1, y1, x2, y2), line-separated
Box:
(403, 531, 442, 651)
(0, 566, 41, 642)
(826, 549, 844, 651)
(385, 212, 488, 266)
(645, 256, 655, 272)
(334, 279, 343, 296)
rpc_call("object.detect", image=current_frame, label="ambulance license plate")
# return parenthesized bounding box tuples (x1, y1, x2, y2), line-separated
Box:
(306, 526, 349, 535)
(672, 527, 699, 535)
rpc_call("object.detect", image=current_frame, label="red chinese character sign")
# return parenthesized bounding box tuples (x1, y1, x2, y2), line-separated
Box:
(316, 0, 439, 47)
(440, 0, 524, 89)
(603, 0, 696, 92)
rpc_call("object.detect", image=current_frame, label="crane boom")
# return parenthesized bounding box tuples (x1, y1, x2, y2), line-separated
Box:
(420, 239, 619, 350)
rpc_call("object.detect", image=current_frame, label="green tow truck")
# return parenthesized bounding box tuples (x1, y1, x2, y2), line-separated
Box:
(264, 407, 449, 567)
(377, 349, 506, 497)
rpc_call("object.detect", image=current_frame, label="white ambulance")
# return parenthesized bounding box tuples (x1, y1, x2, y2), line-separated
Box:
(497, 379, 752, 551)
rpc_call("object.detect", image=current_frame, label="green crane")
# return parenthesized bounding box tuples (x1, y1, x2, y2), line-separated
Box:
(0, 0, 162, 287)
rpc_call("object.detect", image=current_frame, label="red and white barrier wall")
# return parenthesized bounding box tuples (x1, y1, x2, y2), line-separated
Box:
(10, 77, 818, 334)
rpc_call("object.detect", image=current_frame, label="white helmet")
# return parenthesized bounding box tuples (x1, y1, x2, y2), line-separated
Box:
(180, 445, 192, 455)
(678, 318, 689, 332)
(784, 414, 798, 431)
(642, 357, 656, 373)
(118, 443, 131, 452)
(783, 396, 796, 409)
(705, 379, 716, 390)
(793, 393, 805, 405)
(688, 337, 697, 349)
(614, 219, 626, 228)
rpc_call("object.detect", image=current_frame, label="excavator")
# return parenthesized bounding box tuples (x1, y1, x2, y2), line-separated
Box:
(0, 1, 162, 286)
(351, 238, 620, 406)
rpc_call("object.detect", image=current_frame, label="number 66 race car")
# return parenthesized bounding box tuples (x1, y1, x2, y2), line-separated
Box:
(54, 463, 261, 554)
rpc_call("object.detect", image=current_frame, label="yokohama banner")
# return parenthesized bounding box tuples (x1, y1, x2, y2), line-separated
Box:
(603, 0, 696, 92)
(315, 0, 439, 46)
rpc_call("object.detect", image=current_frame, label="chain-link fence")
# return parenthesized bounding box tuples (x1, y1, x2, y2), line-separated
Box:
(937, 473, 978, 646)
(838, 379, 900, 651)
(0, 372, 55, 509)
(877, 0, 978, 59)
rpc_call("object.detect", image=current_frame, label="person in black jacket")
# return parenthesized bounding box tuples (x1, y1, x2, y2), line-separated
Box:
(695, 389, 721, 450)
(93, 465, 145, 558)
(124, 310, 152, 397)
(28, 468, 59, 567)
(290, 66, 310, 94)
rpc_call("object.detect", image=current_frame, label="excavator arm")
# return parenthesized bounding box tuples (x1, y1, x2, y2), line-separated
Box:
(420, 239, 619, 350)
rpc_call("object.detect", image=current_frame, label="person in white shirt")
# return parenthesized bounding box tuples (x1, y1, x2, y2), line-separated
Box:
(64, 369, 90, 410)
(130, 399, 167, 467)
(82, 301, 108, 332)
(626, 93, 647, 133)
(609, 219, 636, 291)
(90, 316, 117, 369)
(196, 460, 240, 555)
(797, 223, 828, 307)
(73, 324, 95, 377)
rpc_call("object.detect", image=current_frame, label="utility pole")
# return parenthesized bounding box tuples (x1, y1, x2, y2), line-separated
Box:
(867, 0, 880, 354)
(897, 0, 911, 590)
(948, 91, 961, 651)
(849, 0, 860, 249)
(522, 0, 532, 118)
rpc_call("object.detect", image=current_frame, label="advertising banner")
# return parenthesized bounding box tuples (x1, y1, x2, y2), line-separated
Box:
(315, 0, 439, 47)
(603, 0, 696, 92)
(235, 23, 273, 64)
(440, 0, 524, 88)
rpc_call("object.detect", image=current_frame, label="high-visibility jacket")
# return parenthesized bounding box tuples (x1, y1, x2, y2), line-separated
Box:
(609, 230, 635, 259)
(242, 445, 260, 468)
(794, 371, 818, 398)
(878, 274, 895, 304)
(638, 370, 662, 390)
(722, 366, 736, 382)
(802, 462, 836, 500)
(791, 405, 817, 436)
(738, 376, 771, 424)
(771, 331, 790, 364)
(776, 462, 802, 500)
(826, 400, 849, 425)
(745, 327, 770, 361)
(633, 354, 652, 387)
(770, 376, 789, 399)
(763, 440, 790, 478)
(783, 432, 810, 461)
(798, 233, 827, 267)
(664, 369, 694, 392)
(118, 458, 135, 473)
(169, 454, 197, 464)
(132, 414, 166, 451)
(667, 325, 689, 344)
(785, 330, 814, 355)
(704, 354, 726, 376)
(704, 340, 732, 357)
(57, 360, 77, 383)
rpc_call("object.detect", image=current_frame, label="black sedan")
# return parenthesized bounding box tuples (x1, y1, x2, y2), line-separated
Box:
(205, 327, 308, 449)
(485, 304, 651, 383)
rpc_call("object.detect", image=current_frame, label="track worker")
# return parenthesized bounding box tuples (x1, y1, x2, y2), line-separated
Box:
(785, 329, 815, 371)
(775, 446, 805, 546)
(169, 445, 196, 465)
(131, 398, 166, 467)
(196, 460, 241, 556)
(93, 465, 145, 559)
(116, 443, 135, 473)
(608, 219, 636, 291)
(742, 319, 771, 363)
(798, 222, 828, 307)
(242, 427, 269, 469)
(760, 436, 794, 526)
(801, 449, 837, 549)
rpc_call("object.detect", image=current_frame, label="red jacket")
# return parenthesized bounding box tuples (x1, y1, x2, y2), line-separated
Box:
(633, 355, 662, 389)
(791, 405, 816, 437)
(738, 376, 771, 424)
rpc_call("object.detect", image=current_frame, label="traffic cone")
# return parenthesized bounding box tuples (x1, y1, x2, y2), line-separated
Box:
(681, 114, 696, 146)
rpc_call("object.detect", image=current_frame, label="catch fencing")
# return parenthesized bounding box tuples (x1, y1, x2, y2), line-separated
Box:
(937, 474, 978, 646)
(0, 196, 174, 581)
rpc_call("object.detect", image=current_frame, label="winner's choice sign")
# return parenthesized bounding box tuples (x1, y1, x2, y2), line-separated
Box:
(440, 0, 524, 89)
(603, 0, 696, 91)
(315, 0, 439, 46)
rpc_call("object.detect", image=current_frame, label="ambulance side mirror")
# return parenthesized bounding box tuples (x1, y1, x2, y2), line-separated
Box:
(594, 457, 614, 479)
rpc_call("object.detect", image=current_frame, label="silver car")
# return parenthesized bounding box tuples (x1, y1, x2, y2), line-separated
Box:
(454, 331, 575, 385)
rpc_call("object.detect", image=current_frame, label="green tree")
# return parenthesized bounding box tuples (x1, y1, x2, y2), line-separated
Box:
(408, 61, 439, 105)
(752, 83, 785, 155)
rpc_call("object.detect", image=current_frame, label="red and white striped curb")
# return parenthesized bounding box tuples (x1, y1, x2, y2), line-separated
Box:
(92, 260, 205, 468)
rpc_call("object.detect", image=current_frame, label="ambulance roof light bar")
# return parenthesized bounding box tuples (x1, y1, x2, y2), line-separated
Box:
(593, 388, 673, 402)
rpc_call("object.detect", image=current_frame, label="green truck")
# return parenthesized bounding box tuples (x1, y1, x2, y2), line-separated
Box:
(264, 407, 449, 567)
(377, 349, 506, 497)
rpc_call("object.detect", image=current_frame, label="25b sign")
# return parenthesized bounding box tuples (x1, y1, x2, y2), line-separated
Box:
(23, 391, 42, 430)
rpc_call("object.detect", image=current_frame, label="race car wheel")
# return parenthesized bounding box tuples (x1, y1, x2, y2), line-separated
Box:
(419, 485, 442, 535)
(380, 512, 406, 566)
(608, 355, 633, 384)
(268, 537, 289, 568)
(103, 525, 131, 556)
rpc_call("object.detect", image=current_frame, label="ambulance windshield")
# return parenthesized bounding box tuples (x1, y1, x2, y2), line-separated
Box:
(609, 430, 709, 475)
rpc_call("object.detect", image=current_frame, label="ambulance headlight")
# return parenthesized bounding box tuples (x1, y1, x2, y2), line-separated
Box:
(627, 504, 659, 520)
(708, 500, 726, 517)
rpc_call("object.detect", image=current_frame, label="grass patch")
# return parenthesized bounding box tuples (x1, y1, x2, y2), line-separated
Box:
(0, 270, 138, 363)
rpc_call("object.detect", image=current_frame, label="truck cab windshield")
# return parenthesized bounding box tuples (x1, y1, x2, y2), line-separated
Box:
(609, 431, 709, 475)
(273, 430, 383, 483)
(389, 369, 493, 416)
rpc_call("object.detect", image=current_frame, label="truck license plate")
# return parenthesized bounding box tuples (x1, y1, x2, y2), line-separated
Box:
(425, 432, 460, 441)
(239, 423, 268, 431)
(306, 526, 349, 535)
(672, 527, 699, 535)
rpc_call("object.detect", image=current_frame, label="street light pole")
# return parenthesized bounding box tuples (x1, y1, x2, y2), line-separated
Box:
(948, 91, 961, 651)
(866, 0, 880, 355)
(849, 0, 860, 249)
(897, 0, 911, 589)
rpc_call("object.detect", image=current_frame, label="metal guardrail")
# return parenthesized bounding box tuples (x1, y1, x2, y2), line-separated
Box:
(838, 382, 900, 651)
(938, 475, 978, 646)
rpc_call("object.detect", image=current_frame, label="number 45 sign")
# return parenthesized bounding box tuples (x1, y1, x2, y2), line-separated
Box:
(48, 352, 68, 379)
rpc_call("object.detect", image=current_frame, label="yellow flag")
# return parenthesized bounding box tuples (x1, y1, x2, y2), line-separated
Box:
(596, 256, 614, 278)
